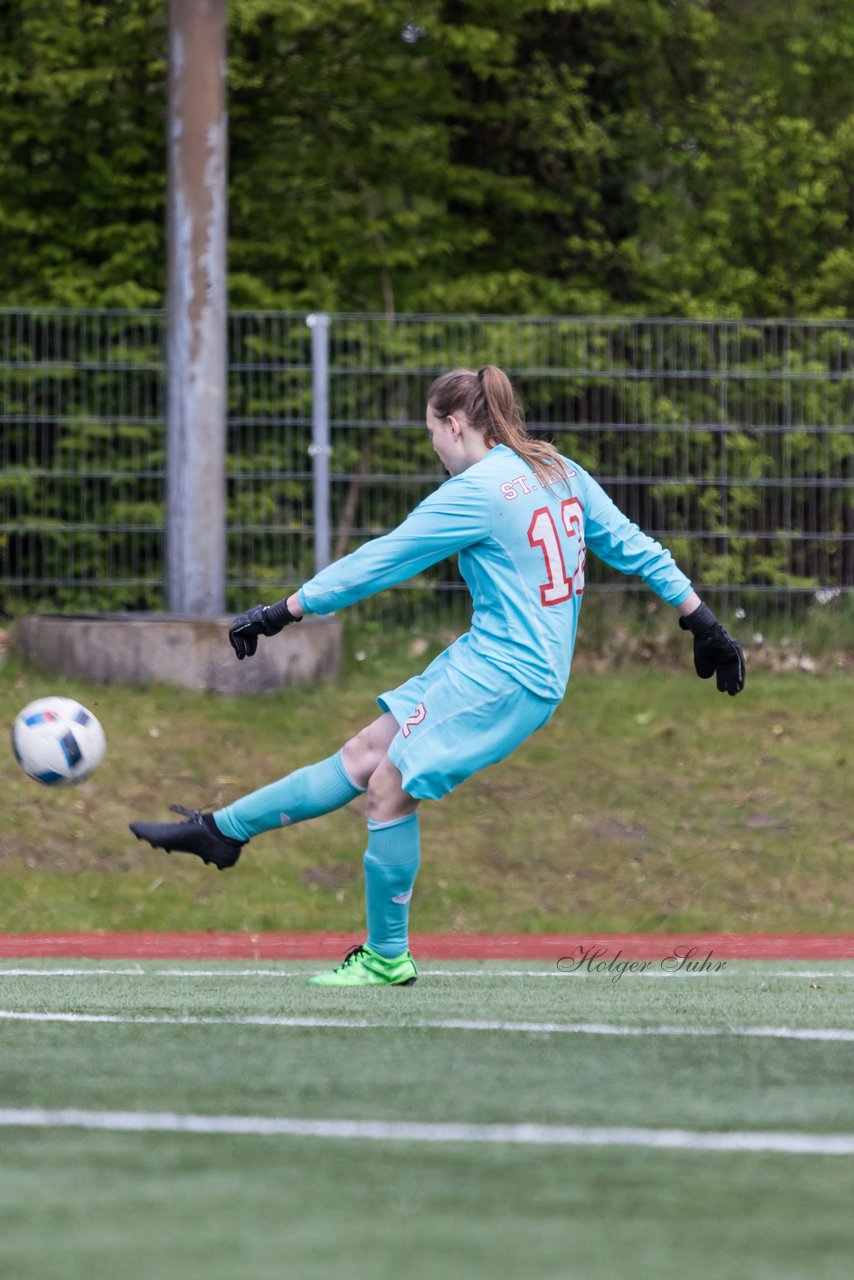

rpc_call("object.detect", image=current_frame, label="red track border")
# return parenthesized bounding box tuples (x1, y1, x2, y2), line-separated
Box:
(1, 932, 854, 961)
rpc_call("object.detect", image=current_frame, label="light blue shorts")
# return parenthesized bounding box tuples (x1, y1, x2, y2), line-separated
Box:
(377, 648, 558, 801)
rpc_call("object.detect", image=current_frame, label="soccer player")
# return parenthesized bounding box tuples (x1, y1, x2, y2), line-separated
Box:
(130, 366, 745, 986)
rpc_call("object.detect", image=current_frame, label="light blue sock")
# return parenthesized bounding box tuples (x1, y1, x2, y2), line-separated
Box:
(214, 749, 364, 843)
(364, 813, 421, 959)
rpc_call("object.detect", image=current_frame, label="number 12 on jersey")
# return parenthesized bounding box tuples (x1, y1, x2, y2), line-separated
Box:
(527, 498, 586, 605)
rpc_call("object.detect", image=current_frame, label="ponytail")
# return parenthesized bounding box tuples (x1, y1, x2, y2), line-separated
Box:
(427, 365, 567, 489)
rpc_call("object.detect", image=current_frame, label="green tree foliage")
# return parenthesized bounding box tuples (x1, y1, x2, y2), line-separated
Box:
(0, 0, 167, 306)
(624, 0, 854, 317)
(1, 3, 851, 618)
(0, 0, 852, 315)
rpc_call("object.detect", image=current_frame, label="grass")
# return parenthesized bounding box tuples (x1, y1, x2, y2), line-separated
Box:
(1, 960, 854, 1279)
(1, 626, 852, 934)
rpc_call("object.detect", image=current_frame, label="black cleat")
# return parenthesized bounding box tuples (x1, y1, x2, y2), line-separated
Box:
(129, 804, 244, 870)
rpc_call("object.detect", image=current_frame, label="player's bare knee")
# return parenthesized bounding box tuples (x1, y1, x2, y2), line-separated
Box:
(365, 756, 417, 824)
(340, 731, 375, 790)
(342, 715, 399, 789)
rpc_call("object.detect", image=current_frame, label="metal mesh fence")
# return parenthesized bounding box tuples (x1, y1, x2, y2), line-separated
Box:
(0, 309, 166, 612)
(1, 309, 851, 627)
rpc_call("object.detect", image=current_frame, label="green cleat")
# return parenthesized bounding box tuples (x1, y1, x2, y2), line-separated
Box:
(308, 943, 418, 987)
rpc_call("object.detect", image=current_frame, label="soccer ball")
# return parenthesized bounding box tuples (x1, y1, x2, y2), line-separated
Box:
(11, 696, 106, 786)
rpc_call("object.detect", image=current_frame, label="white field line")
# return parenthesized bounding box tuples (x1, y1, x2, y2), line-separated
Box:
(0, 1107, 852, 1156)
(2, 967, 854, 980)
(2, 1007, 854, 1042)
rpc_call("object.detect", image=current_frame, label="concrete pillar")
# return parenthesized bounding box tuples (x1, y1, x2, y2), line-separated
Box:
(166, 0, 228, 616)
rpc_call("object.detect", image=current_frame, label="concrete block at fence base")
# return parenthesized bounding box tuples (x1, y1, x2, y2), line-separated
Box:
(15, 613, 341, 694)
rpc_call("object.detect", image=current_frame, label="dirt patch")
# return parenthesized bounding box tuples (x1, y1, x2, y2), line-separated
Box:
(302, 863, 359, 891)
(588, 818, 650, 844)
(743, 813, 791, 833)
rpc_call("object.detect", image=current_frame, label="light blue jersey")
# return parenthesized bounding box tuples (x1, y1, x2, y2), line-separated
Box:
(299, 443, 692, 701)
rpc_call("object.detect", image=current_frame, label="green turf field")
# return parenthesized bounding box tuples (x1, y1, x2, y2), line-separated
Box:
(1, 960, 853, 1279)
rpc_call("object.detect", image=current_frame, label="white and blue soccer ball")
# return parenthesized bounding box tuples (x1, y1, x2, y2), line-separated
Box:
(11, 696, 106, 786)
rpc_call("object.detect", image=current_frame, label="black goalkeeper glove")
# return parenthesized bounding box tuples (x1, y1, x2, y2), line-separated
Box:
(679, 602, 745, 696)
(229, 599, 302, 660)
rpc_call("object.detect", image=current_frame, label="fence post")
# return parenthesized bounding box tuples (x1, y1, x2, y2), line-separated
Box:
(307, 312, 332, 574)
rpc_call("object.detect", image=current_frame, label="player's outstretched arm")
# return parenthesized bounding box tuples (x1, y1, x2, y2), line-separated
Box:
(678, 596, 745, 696)
(228, 468, 489, 660)
(228, 597, 303, 660)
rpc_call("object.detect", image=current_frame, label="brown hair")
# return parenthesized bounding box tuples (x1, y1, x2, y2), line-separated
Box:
(427, 365, 568, 489)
